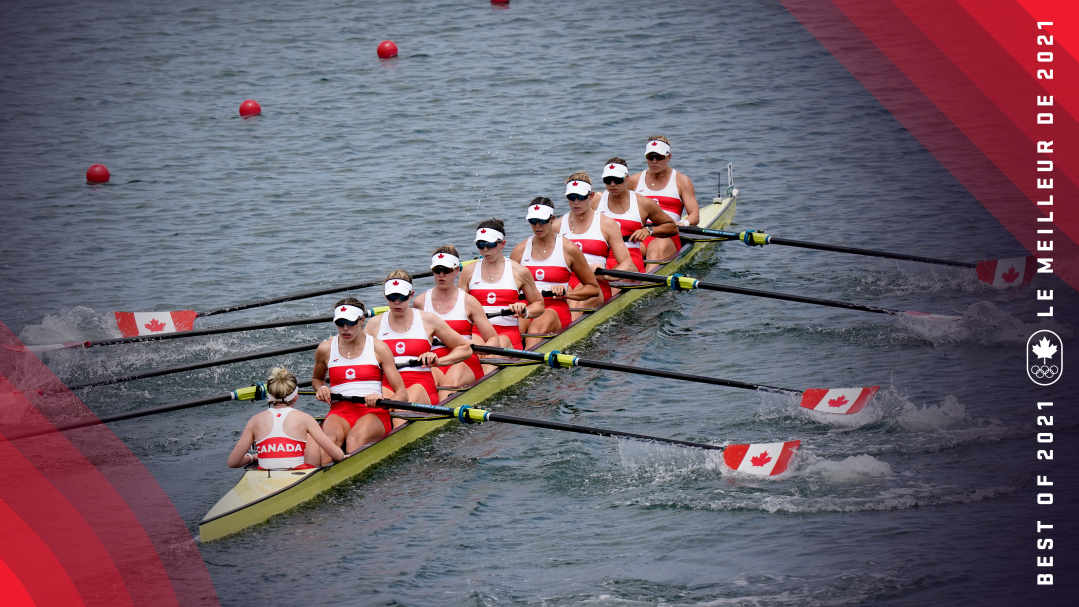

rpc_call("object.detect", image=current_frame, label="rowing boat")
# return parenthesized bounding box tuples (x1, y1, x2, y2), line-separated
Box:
(198, 180, 738, 542)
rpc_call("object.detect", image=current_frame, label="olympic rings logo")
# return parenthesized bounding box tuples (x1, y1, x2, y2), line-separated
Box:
(1031, 365, 1059, 379)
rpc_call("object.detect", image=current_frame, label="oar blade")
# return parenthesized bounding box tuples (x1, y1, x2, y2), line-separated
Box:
(2, 341, 87, 353)
(800, 386, 879, 414)
(113, 310, 198, 337)
(722, 440, 800, 476)
(975, 256, 1037, 288)
(902, 310, 962, 322)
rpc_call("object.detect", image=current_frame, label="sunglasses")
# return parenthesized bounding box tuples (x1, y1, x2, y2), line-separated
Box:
(645, 154, 667, 162)
(566, 193, 590, 202)
(431, 265, 456, 275)
(334, 318, 359, 328)
(475, 240, 502, 250)
(528, 216, 552, 225)
(603, 176, 625, 185)
(386, 293, 410, 303)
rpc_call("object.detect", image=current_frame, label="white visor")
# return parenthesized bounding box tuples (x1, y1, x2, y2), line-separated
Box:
(431, 253, 460, 269)
(602, 163, 629, 179)
(475, 228, 504, 243)
(526, 204, 555, 221)
(565, 180, 592, 197)
(385, 279, 413, 296)
(334, 304, 363, 322)
(268, 386, 299, 404)
(646, 140, 671, 157)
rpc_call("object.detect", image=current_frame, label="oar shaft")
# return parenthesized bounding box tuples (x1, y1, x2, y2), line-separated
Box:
(765, 236, 976, 268)
(470, 345, 797, 393)
(369, 397, 723, 451)
(594, 268, 901, 316)
(83, 315, 333, 348)
(198, 271, 434, 317)
(66, 341, 321, 391)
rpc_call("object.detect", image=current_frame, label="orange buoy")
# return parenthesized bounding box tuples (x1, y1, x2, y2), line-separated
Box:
(86, 164, 110, 183)
(239, 99, 261, 118)
(377, 40, 398, 59)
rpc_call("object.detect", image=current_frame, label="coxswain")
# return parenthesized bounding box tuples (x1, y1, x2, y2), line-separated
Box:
(312, 298, 406, 461)
(590, 160, 676, 274)
(227, 366, 346, 470)
(365, 271, 473, 411)
(510, 197, 600, 346)
(413, 245, 500, 399)
(460, 218, 544, 350)
(554, 171, 635, 315)
(628, 136, 699, 268)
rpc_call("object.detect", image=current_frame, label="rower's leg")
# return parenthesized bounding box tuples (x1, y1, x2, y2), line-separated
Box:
(406, 383, 431, 405)
(438, 362, 476, 401)
(320, 415, 351, 464)
(345, 413, 387, 452)
(524, 310, 561, 349)
(569, 292, 603, 321)
(644, 238, 676, 272)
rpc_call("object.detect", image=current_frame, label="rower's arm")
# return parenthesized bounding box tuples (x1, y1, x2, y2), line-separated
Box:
(562, 240, 600, 301)
(303, 414, 346, 462)
(513, 261, 546, 319)
(411, 292, 426, 310)
(601, 216, 636, 275)
(226, 418, 258, 468)
(363, 316, 380, 337)
(465, 294, 499, 342)
(678, 172, 700, 226)
(638, 194, 678, 237)
(424, 311, 472, 366)
(311, 340, 333, 403)
(458, 263, 476, 293)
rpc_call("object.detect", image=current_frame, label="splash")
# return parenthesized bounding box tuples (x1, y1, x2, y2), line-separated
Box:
(895, 395, 966, 431)
(896, 300, 1069, 346)
(796, 452, 892, 482)
(17, 306, 121, 345)
(616, 439, 724, 479)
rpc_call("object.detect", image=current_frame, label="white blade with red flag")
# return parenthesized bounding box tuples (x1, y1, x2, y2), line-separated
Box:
(975, 256, 1037, 288)
(800, 386, 879, 414)
(113, 311, 198, 337)
(722, 440, 801, 476)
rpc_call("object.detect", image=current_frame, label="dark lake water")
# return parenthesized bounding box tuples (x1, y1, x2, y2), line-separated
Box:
(2, 0, 1074, 605)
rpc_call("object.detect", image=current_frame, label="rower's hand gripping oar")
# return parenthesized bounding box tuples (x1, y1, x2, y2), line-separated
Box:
(678, 226, 1037, 288)
(346, 395, 800, 476)
(472, 345, 880, 415)
(595, 268, 962, 321)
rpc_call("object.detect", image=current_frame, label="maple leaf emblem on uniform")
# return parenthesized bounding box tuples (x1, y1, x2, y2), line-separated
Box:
(609, 164, 615, 169)
(828, 395, 848, 407)
(340, 307, 347, 312)
(534, 205, 540, 210)
(1033, 336, 1058, 361)
(572, 181, 578, 186)
(1001, 266, 1020, 283)
(145, 318, 166, 332)
(437, 254, 444, 258)
(651, 141, 658, 146)
(750, 451, 772, 467)
(480, 229, 487, 233)
(392, 280, 399, 286)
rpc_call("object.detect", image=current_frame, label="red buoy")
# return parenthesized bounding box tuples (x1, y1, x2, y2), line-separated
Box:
(86, 164, 110, 183)
(377, 40, 398, 59)
(239, 99, 261, 118)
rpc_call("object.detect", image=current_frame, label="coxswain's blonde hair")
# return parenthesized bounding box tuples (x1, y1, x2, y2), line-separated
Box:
(266, 367, 298, 402)
(434, 244, 460, 257)
(566, 171, 591, 185)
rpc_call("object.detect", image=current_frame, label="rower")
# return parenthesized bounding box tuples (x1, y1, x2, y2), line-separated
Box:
(511, 197, 600, 346)
(366, 271, 473, 412)
(555, 170, 635, 315)
(412, 246, 500, 399)
(628, 136, 700, 268)
(590, 160, 676, 273)
(227, 366, 346, 470)
(311, 298, 407, 460)
(460, 218, 544, 350)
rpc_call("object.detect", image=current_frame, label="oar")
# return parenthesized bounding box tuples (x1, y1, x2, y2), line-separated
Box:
(111, 271, 434, 337)
(64, 341, 322, 391)
(5, 380, 304, 442)
(594, 268, 961, 321)
(472, 345, 879, 414)
(678, 226, 1036, 287)
(360, 396, 801, 476)
(8, 307, 391, 354)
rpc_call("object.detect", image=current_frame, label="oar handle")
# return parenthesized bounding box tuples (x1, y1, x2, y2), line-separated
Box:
(487, 309, 516, 318)
(518, 290, 555, 300)
(677, 225, 741, 239)
(396, 359, 425, 369)
(593, 268, 902, 316)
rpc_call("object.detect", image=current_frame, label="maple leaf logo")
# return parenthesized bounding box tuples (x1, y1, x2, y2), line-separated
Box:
(750, 451, 772, 467)
(534, 205, 540, 210)
(828, 395, 848, 407)
(144, 318, 166, 332)
(392, 280, 399, 286)
(609, 164, 615, 169)
(572, 181, 578, 186)
(651, 141, 658, 146)
(1033, 336, 1058, 362)
(340, 307, 347, 312)
(1001, 265, 1020, 283)
(480, 229, 487, 234)
(437, 254, 444, 258)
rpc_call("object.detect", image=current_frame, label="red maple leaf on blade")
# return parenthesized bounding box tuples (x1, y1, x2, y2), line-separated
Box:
(828, 395, 849, 407)
(144, 318, 167, 332)
(750, 451, 772, 467)
(1001, 266, 1020, 283)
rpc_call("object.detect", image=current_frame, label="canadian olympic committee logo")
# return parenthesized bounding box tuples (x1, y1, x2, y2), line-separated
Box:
(1028, 329, 1062, 386)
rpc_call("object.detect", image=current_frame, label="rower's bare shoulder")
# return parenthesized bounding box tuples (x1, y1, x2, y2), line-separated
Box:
(627, 172, 644, 189)
(315, 339, 332, 356)
(509, 240, 527, 260)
